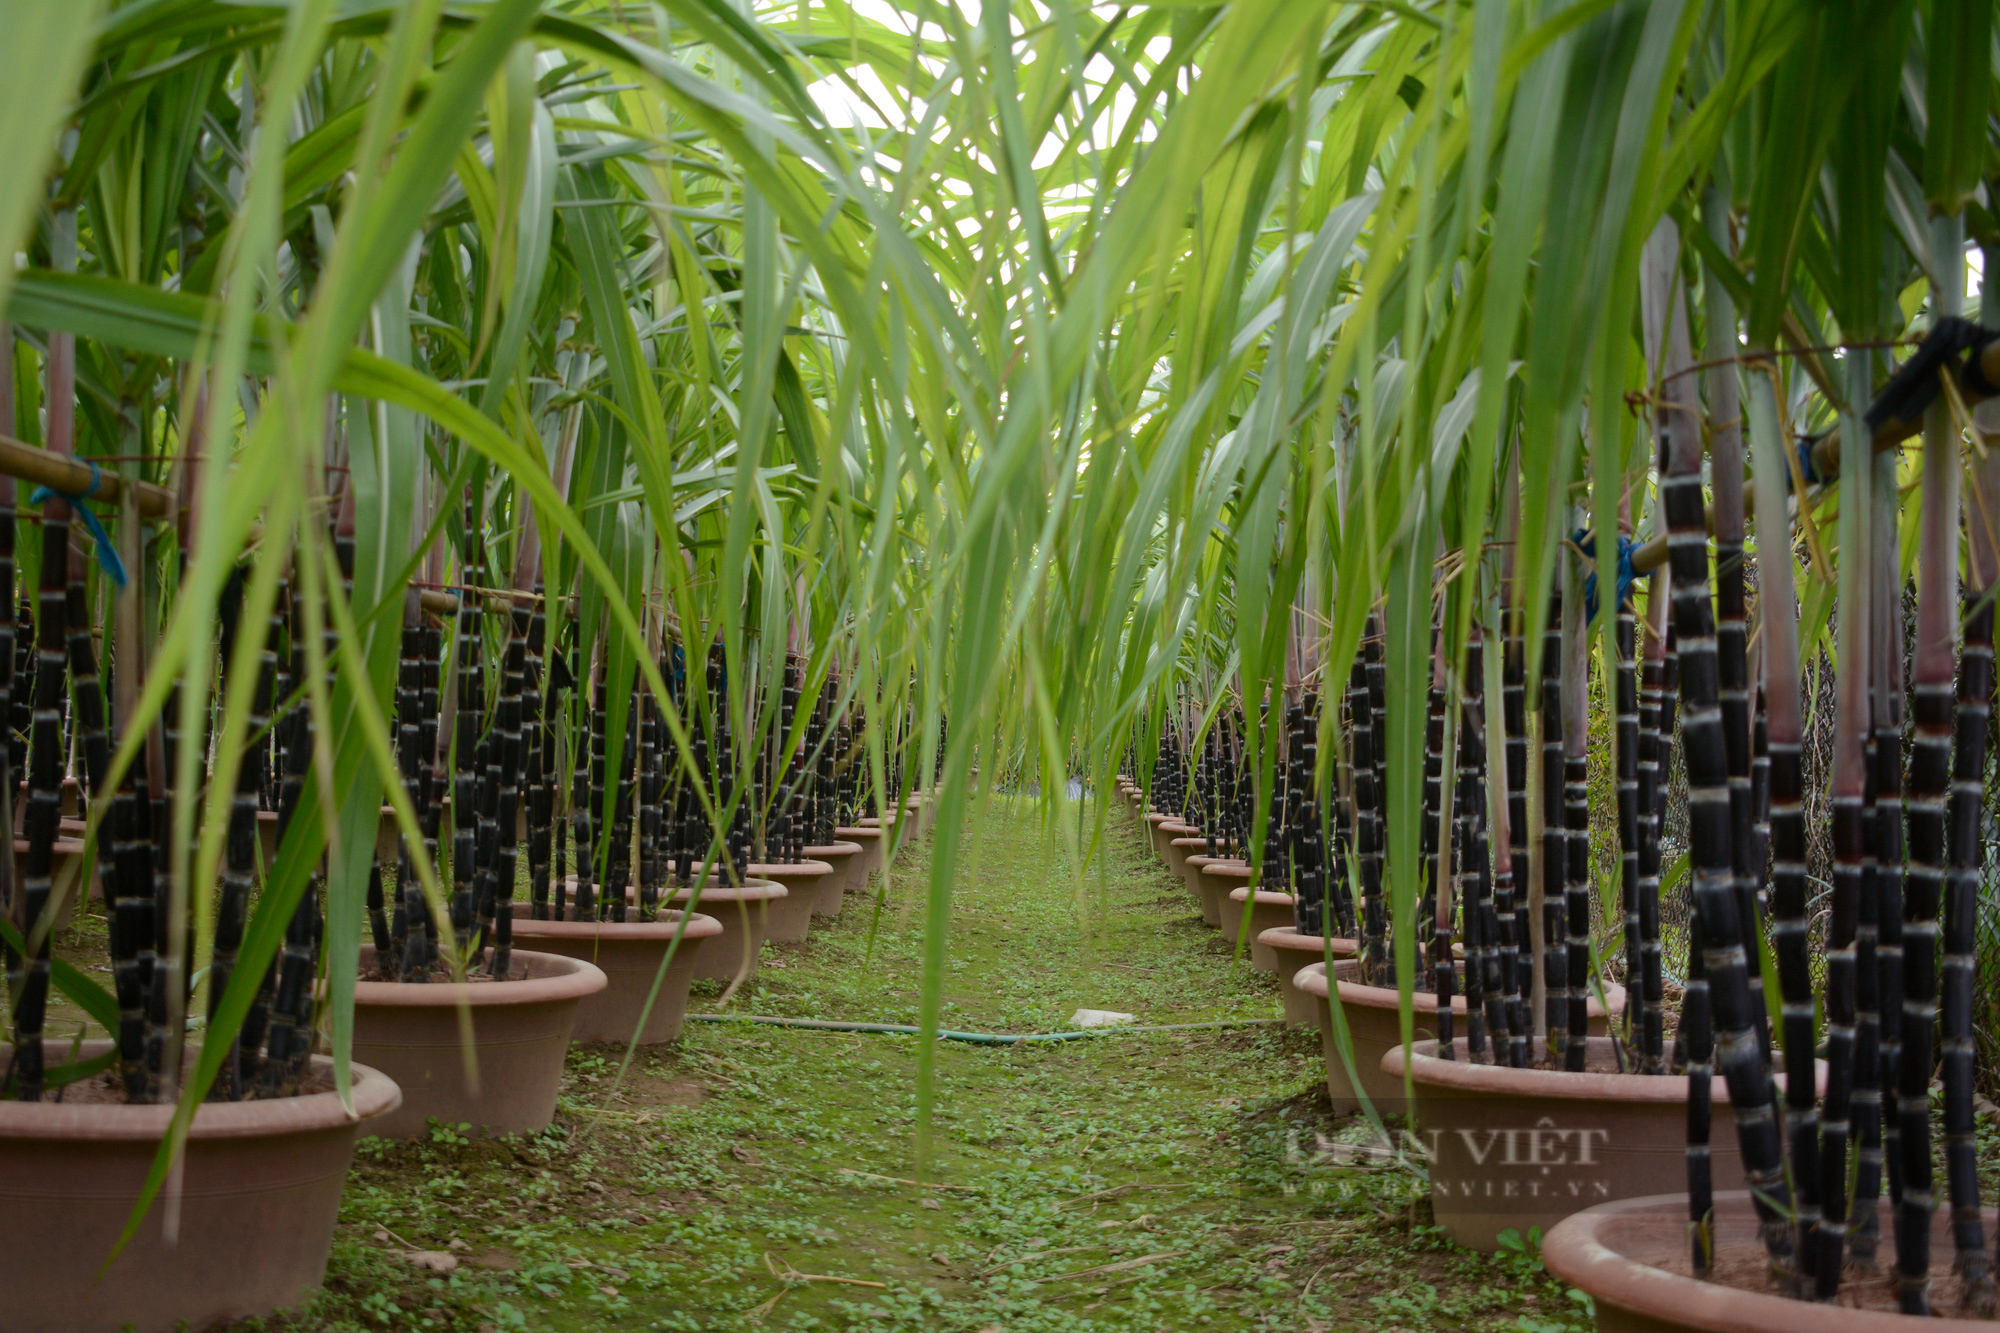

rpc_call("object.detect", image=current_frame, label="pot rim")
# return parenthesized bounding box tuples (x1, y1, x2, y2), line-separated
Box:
(1201, 862, 1255, 882)
(1228, 888, 1294, 906)
(11, 836, 86, 855)
(1144, 812, 1172, 824)
(1383, 1037, 1816, 1103)
(834, 826, 884, 841)
(509, 908, 723, 944)
(353, 945, 606, 1009)
(668, 879, 787, 904)
(1169, 836, 1210, 848)
(1257, 927, 1359, 955)
(1541, 1191, 1991, 1331)
(0, 1042, 401, 1141)
(1293, 959, 1624, 1020)
(1159, 819, 1197, 834)
(802, 842, 864, 859)
(746, 859, 834, 880)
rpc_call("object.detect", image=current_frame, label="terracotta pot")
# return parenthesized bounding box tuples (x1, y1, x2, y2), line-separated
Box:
(0, 1041, 400, 1333)
(837, 825, 885, 881)
(1158, 821, 1197, 874)
(1295, 959, 1625, 1115)
(1168, 840, 1200, 892)
(348, 945, 604, 1139)
(1221, 888, 1296, 970)
(801, 842, 864, 913)
(667, 878, 786, 981)
(13, 776, 82, 829)
(1258, 928, 1358, 1026)
(11, 835, 90, 936)
(256, 808, 279, 867)
(1543, 1192, 1999, 1331)
(1145, 812, 1175, 858)
(864, 811, 915, 865)
(746, 861, 832, 942)
(1383, 1037, 1819, 1252)
(1196, 859, 1252, 929)
(507, 907, 721, 1045)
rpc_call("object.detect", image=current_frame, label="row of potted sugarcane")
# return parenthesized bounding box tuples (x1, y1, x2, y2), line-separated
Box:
(0, 777, 933, 1333)
(1118, 781, 2000, 1330)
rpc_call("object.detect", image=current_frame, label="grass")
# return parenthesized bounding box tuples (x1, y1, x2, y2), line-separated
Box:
(174, 795, 1585, 1332)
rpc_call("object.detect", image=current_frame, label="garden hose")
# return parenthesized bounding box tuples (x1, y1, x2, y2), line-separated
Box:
(686, 1014, 1279, 1045)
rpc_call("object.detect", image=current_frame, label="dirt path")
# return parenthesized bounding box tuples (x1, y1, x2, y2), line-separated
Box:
(230, 796, 1590, 1331)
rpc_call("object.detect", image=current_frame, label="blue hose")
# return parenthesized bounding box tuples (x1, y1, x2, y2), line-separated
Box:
(686, 1014, 1278, 1045)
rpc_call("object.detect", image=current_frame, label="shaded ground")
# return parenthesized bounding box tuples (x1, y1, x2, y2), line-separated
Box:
(203, 795, 1587, 1332)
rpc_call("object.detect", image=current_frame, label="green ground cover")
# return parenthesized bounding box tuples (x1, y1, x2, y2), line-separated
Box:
(208, 797, 1591, 1332)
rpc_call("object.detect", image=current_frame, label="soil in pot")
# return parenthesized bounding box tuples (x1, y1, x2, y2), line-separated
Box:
(1294, 959, 1625, 1115)
(1380, 1036, 1816, 1252)
(509, 906, 722, 1045)
(0, 1041, 401, 1333)
(1257, 928, 1357, 1026)
(801, 841, 864, 913)
(1195, 859, 1252, 929)
(667, 878, 786, 982)
(348, 944, 605, 1140)
(1543, 1192, 2000, 1331)
(1219, 888, 1294, 970)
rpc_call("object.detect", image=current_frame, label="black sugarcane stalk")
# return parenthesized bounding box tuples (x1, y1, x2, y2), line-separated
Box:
(1635, 594, 1667, 1072)
(582, 654, 607, 916)
(638, 680, 662, 920)
(451, 588, 480, 950)
(1615, 602, 1642, 1065)
(1462, 631, 1502, 1060)
(489, 611, 526, 975)
(416, 623, 445, 967)
(1815, 410, 1875, 1299)
(1661, 336, 1789, 1268)
(525, 594, 550, 920)
(1351, 645, 1386, 979)
(1945, 598, 1995, 1301)
(208, 567, 274, 1101)
(392, 621, 426, 976)
(1684, 915, 1716, 1272)
(1540, 587, 1569, 1060)
(1422, 661, 1446, 975)
(7, 501, 71, 1101)
(100, 585, 154, 1098)
(1561, 586, 1592, 1073)
(1850, 453, 1900, 1270)
(1500, 607, 1532, 1065)
(258, 575, 324, 1095)
(1748, 356, 1820, 1288)
(1482, 628, 1525, 1070)
(606, 674, 636, 920)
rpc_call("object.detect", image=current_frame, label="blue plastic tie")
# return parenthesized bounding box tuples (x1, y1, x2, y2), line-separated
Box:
(1796, 438, 1823, 486)
(1573, 529, 1637, 623)
(31, 461, 129, 588)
